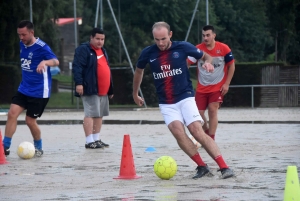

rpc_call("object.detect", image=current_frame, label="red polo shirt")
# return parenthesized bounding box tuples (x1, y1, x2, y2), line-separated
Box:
(91, 45, 110, 96)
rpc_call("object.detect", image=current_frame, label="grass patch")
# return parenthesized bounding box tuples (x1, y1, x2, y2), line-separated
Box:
(47, 92, 137, 109)
(52, 74, 72, 83)
(191, 78, 197, 90)
(1, 92, 137, 110)
(47, 92, 81, 109)
(52, 74, 73, 87)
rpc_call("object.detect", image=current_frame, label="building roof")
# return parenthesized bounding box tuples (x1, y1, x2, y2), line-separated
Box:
(56, 18, 82, 26)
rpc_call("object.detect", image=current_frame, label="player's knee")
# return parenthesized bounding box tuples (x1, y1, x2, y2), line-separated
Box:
(208, 106, 218, 116)
(208, 103, 218, 110)
(198, 108, 204, 113)
(25, 116, 37, 127)
(7, 111, 15, 119)
(7, 110, 20, 120)
(188, 122, 204, 136)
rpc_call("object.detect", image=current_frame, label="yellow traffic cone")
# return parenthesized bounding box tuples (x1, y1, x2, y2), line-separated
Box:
(284, 166, 300, 201)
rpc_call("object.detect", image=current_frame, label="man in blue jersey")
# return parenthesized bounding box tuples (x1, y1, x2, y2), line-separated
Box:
(2, 20, 59, 157)
(133, 21, 234, 179)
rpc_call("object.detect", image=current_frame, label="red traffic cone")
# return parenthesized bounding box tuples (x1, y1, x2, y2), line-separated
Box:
(114, 134, 141, 179)
(0, 129, 8, 165)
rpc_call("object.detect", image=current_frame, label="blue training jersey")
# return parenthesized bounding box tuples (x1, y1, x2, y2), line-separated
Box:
(18, 38, 57, 98)
(136, 41, 204, 104)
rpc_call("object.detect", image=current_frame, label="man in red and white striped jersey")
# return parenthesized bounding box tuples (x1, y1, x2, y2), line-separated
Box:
(188, 25, 235, 141)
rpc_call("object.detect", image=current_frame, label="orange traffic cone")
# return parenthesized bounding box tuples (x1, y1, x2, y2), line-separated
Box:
(0, 129, 8, 164)
(114, 134, 141, 179)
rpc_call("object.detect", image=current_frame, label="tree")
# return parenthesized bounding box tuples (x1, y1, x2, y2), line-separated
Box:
(0, 0, 28, 62)
(212, 0, 271, 62)
(0, 0, 69, 64)
(81, 0, 202, 64)
(265, 0, 298, 63)
(286, 2, 300, 65)
(0, 0, 298, 66)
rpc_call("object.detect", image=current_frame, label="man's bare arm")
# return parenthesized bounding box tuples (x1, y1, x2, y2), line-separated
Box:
(36, 59, 60, 73)
(225, 62, 235, 85)
(45, 59, 59, 67)
(132, 67, 145, 106)
(200, 52, 214, 73)
(201, 52, 213, 64)
(220, 62, 235, 95)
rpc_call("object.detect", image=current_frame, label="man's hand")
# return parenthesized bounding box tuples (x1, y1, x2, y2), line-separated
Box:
(109, 95, 114, 99)
(220, 83, 229, 96)
(36, 61, 47, 74)
(76, 85, 84, 96)
(202, 62, 214, 73)
(133, 95, 144, 106)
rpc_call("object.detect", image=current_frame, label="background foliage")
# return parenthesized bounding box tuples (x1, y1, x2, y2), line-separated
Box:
(0, 0, 299, 65)
(0, 0, 299, 107)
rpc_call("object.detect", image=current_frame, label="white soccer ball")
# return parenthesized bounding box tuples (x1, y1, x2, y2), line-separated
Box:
(17, 141, 35, 159)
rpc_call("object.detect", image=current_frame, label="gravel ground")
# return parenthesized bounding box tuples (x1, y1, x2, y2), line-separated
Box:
(0, 107, 299, 200)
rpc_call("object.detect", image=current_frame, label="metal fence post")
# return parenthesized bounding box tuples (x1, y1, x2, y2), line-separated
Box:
(251, 86, 254, 108)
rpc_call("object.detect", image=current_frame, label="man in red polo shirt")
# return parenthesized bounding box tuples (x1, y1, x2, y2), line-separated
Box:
(73, 28, 114, 149)
(188, 25, 235, 141)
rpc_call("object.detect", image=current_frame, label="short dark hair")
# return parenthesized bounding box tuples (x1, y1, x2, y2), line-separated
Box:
(18, 20, 34, 30)
(202, 25, 215, 33)
(91, 28, 104, 37)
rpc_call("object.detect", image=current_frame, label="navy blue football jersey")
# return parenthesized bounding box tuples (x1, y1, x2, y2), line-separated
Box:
(136, 41, 204, 104)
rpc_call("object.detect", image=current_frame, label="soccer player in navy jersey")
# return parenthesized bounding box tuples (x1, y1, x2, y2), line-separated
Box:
(2, 20, 59, 157)
(133, 21, 234, 179)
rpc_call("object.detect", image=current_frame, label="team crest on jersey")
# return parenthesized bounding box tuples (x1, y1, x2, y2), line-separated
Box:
(28, 52, 33, 59)
(216, 50, 221, 54)
(21, 58, 32, 70)
(172, 52, 179, 58)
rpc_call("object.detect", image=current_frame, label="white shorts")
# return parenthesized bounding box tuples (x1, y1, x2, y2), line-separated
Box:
(81, 95, 109, 117)
(159, 97, 204, 126)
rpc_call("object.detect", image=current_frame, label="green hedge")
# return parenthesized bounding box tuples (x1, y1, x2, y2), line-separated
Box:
(189, 62, 285, 107)
(109, 66, 159, 107)
(0, 64, 21, 104)
(110, 62, 287, 107)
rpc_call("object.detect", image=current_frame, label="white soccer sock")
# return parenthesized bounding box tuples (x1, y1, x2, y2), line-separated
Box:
(92, 133, 100, 141)
(86, 134, 94, 144)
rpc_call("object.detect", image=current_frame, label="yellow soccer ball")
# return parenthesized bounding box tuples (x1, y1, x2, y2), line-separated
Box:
(154, 156, 177, 180)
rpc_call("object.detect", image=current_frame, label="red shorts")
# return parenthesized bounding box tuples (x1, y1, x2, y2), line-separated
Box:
(195, 91, 223, 110)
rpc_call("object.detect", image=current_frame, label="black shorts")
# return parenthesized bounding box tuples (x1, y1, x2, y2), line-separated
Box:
(12, 91, 49, 118)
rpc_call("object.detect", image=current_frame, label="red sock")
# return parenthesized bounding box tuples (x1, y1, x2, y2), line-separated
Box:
(214, 155, 228, 169)
(205, 130, 215, 140)
(204, 129, 215, 140)
(191, 153, 206, 166)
